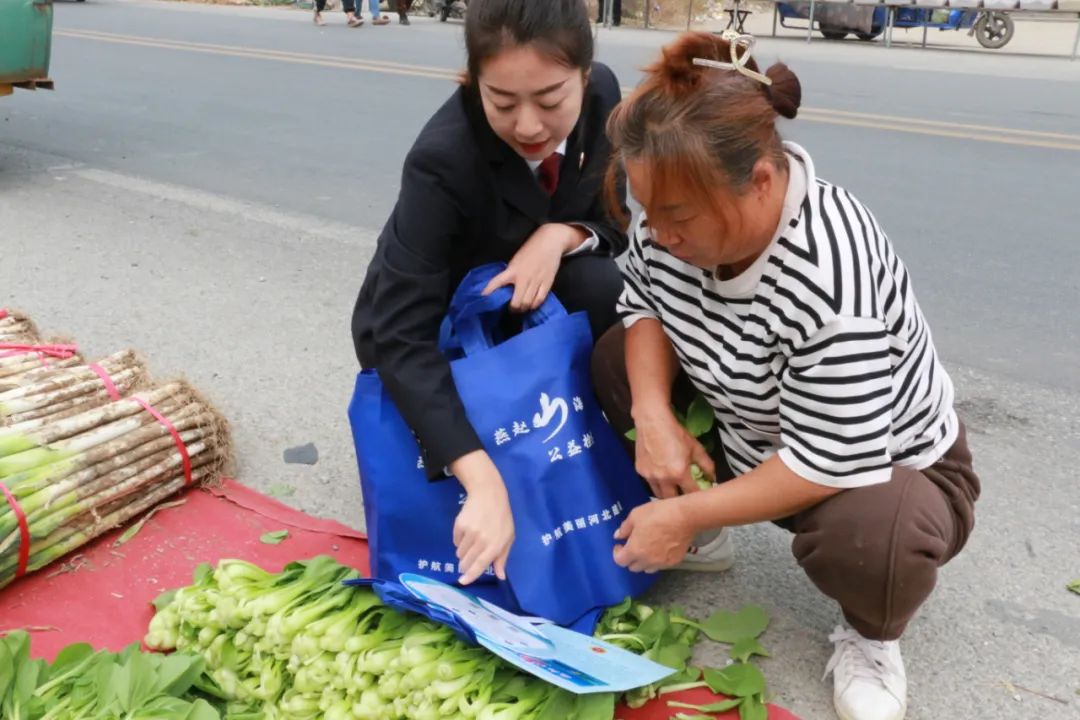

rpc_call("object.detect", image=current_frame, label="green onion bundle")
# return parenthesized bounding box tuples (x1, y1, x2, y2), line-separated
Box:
(0, 382, 231, 589)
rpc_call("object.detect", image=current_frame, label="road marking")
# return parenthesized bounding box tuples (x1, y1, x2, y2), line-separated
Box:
(57, 28, 1080, 152)
(74, 167, 377, 246)
(798, 110, 1080, 151)
(56, 29, 460, 80)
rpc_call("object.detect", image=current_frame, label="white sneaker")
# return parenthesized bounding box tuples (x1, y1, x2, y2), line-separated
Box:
(825, 626, 907, 720)
(675, 527, 735, 572)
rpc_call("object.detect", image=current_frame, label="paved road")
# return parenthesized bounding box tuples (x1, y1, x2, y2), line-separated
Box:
(1, 2, 1078, 717)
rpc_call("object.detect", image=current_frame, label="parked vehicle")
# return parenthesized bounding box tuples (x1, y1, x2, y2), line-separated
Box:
(777, 2, 1015, 49)
(0, 0, 54, 98)
(422, 0, 465, 21)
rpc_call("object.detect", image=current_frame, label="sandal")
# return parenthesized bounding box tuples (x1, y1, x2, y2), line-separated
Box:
(372, 15, 390, 24)
(347, 13, 364, 26)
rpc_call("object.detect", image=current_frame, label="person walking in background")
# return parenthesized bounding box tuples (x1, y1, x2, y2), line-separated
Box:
(355, 0, 392, 25)
(597, 0, 621, 25)
(394, 0, 414, 24)
(313, 0, 389, 26)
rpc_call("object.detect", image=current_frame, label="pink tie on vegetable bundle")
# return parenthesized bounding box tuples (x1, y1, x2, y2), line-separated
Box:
(88, 360, 192, 486)
(0, 342, 79, 368)
(133, 397, 194, 487)
(0, 481, 30, 579)
(88, 362, 123, 401)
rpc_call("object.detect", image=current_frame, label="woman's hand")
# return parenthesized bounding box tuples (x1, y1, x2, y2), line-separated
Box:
(483, 224, 589, 311)
(612, 497, 695, 573)
(632, 406, 715, 499)
(450, 450, 515, 585)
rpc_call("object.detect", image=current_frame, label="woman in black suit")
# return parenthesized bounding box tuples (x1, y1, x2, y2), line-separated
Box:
(352, 0, 627, 588)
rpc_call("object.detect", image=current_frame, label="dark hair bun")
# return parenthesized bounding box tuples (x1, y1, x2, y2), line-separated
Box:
(765, 62, 801, 119)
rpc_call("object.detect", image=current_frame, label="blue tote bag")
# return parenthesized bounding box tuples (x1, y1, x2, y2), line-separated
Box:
(349, 263, 654, 626)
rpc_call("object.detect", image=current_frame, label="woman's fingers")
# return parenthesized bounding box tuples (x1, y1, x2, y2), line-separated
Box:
(455, 532, 476, 563)
(530, 280, 553, 310)
(493, 546, 511, 581)
(510, 277, 534, 312)
(691, 442, 717, 483)
(482, 269, 515, 296)
(457, 541, 491, 585)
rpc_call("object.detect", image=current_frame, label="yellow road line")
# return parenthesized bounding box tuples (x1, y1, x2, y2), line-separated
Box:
(799, 113, 1080, 151)
(57, 28, 1080, 151)
(799, 106, 1080, 143)
(56, 29, 461, 80)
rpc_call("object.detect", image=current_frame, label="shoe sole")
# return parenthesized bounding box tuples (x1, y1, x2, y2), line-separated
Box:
(835, 702, 908, 720)
(672, 555, 736, 573)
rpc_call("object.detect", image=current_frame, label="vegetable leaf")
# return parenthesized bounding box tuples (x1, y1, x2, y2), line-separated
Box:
(192, 563, 214, 585)
(574, 691, 615, 720)
(186, 698, 223, 720)
(267, 484, 296, 498)
(113, 499, 186, 547)
(703, 663, 766, 698)
(152, 588, 178, 612)
(1068, 579, 1080, 595)
(739, 694, 768, 720)
(701, 605, 770, 643)
(259, 530, 290, 545)
(0, 637, 16, 699)
(730, 637, 771, 663)
(158, 653, 205, 696)
(655, 641, 693, 670)
(535, 689, 575, 720)
(669, 697, 743, 713)
(684, 395, 715, 438)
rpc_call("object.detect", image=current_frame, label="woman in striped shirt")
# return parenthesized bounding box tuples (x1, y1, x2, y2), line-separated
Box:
(593, 32, 980, 720)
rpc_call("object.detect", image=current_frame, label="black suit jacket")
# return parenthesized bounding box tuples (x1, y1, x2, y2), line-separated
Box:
(352, 62, 627, 474)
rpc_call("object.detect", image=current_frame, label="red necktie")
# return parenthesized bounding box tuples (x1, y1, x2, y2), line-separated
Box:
(537, 153, 562, 196)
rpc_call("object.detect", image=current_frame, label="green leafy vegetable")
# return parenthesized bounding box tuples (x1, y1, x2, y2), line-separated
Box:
(669, 696, 743, 712)
(684, 395, 716, 439)
(704, 663, 766, 698)
(1067, 579, 1080, 595)
(697, 605, 770, 644)
(113, 499, 187, 547)
(258, 530, 289, 545)
(730, 637, 771, 663)
(739, 694, 768, 720)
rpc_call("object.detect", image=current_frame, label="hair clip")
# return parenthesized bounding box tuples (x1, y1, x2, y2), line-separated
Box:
(692, 34, 772, 87)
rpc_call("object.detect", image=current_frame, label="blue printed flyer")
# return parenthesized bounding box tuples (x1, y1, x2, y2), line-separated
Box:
(398, 573, 675, 695)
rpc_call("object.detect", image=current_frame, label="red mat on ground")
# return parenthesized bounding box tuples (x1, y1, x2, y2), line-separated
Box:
(0, 479, 798, 719)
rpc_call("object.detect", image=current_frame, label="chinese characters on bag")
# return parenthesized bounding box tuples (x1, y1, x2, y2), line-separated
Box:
(491, 393, 593, 463)
(540, 502, 623, 547)
(416, 558, 496, 577)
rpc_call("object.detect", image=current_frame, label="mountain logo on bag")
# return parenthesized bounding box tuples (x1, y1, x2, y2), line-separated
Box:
(532, 393, 569, 443)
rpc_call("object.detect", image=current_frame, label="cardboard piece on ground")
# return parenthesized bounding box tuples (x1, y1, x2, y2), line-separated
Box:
(0, 479, 799, 719)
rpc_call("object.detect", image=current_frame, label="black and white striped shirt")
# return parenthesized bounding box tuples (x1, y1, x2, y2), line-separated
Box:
(618, 143, 957, 488)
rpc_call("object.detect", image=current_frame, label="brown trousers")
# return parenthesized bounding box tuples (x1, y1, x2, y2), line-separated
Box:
(591, 324, 980, 641)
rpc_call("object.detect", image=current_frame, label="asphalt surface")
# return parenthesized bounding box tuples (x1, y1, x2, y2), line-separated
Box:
(1, 1, 1078, 717)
